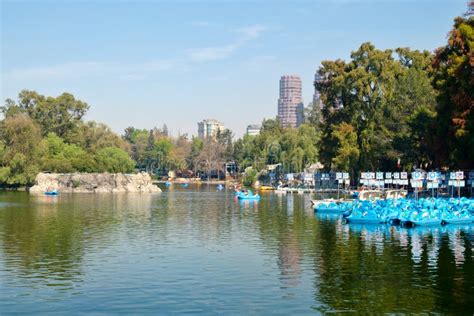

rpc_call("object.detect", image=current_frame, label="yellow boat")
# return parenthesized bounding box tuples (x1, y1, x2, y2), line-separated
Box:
(259, 186, 275, 191)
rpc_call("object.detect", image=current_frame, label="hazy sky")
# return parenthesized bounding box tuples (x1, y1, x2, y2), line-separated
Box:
(1, 0, 468, 137)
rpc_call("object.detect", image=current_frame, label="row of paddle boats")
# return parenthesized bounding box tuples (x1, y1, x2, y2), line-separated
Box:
(314, 197, 474, 226)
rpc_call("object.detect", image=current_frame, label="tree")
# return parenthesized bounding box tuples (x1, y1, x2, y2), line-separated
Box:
(331, 123, 360, 172)
(194, 139, 225, 180)
(316, 42, 437, 172)
(68, 121, 129, 153)
(0, 113, 42, 186)
(216, 128, 234, 161)
(432, 5, 474, 168)
(187, 137, 204, 172)
(95, 147, 135, 173)
(1, 90, 89, 138)
(39, 133, 96, 173)
(171, 134, 191, 171)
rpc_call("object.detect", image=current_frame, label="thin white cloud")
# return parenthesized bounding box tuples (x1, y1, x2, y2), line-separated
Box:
(187, 44, 239, 62)
(187, 24, 266, 62)
(237, 24, 266, 39)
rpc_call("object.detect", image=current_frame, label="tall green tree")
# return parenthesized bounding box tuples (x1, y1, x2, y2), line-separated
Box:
(316, 43, 437, 172)
(0, 113, 42, 186)
(432, 5, 474, 168)
(2, 90, 89, 139)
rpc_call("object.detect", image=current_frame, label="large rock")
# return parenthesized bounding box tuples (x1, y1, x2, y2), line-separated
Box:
(29, 172, 161, 193)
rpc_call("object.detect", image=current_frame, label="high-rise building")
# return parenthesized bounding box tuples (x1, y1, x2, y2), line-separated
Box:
(198, 119, 225, 139)
(277, 75, 304, 128)
(246, 124, 261, 136)
(313, 73, 323, 108)
(311, 73, 324, 122)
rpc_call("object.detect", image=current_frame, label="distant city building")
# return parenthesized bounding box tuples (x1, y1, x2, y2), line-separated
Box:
(246, 124, 261, 136)
(198, 119, 225, 139)
(313, 73, 323, 109)
(314, 72, 342, 110)
(311, 73, 324, 123)
(277, 75, 304, 128)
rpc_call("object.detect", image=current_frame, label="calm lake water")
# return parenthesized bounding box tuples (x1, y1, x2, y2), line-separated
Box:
(0, 186, 473, 314)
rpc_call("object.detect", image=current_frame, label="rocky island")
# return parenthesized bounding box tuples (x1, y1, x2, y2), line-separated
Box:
(29, 172, 161, 193)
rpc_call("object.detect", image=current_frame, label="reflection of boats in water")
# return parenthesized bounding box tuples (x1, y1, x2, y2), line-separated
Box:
(347, 223, 391, 235)
(314, 211, 341, 221)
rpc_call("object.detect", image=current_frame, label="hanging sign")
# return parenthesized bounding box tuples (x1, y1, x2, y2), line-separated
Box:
(412, 171, 423, 180)
(411, 179, 423, 188)
(427, 182, 439, 189)
(448, 180, 465, 187)
(399, 172, 408, 185)
(392, 172, 400, 185)
(427, 172, 438, 182)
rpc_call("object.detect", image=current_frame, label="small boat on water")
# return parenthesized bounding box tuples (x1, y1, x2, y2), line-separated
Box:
(217, 184, 224, 191)
(44, 189, 59, 196)
(259, 186, 275, 191)
(165, 181, 172, 187)
(180, 183, 189, 188)
(237, 190, 261, 200)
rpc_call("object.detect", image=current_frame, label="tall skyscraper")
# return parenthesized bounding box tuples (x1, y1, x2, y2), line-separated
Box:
(198, 119, 225, 139)
(277, 75, 304, 128)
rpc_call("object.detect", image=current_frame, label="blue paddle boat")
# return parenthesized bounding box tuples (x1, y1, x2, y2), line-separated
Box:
(237, 190, 260, 200)
(44, 189, 59, 196)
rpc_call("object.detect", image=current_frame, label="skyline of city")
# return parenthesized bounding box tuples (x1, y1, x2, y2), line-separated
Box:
(1, 0, 468, 137)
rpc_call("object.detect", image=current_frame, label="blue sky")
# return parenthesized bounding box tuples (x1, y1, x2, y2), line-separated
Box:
(0, 0, 468, 137)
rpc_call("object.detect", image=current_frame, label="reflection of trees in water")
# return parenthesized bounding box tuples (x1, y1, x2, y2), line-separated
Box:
(157, 187, 238, 245)
(0, 193, 157, 290)
(313, 223, 473, 313)
(253, 195, 311, 289)
(252, 193, 473, 314)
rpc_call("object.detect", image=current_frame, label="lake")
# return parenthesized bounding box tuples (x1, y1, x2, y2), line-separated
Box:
(0, 186, 473, 314)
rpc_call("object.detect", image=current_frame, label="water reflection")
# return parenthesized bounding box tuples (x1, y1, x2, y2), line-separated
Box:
(0, 193, 158, 291)
(0, 190, 472, 314)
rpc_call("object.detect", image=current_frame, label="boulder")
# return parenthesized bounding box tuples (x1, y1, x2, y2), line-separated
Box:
(29, 172, 161, 193)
